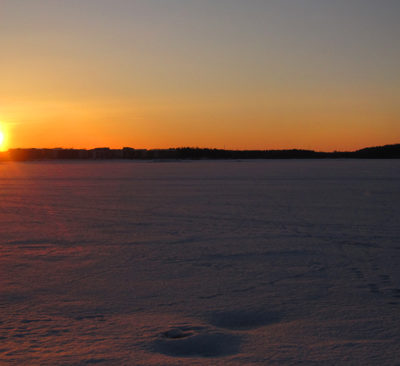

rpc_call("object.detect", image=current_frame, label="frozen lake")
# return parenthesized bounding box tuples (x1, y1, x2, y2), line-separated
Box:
(1, 160, 399, 365)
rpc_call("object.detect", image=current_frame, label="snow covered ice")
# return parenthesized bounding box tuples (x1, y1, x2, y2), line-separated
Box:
(1, 160, 399, 365)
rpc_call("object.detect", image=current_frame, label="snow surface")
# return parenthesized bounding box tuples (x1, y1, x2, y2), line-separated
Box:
(0, 160, 399, 365)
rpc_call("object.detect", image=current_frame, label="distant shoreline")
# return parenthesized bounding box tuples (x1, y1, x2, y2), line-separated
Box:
(1, 144, 399, 161)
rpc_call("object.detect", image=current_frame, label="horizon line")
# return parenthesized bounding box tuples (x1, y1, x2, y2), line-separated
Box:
(2, 143, 400, 154)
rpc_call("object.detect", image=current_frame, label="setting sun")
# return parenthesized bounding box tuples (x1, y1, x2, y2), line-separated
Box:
(0, 1, 399, 365)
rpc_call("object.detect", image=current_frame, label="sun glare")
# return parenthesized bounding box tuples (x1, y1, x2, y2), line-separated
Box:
(0, 131, 4, 149)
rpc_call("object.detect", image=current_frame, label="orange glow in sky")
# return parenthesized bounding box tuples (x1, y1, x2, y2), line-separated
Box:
(1, 1, 399, 151)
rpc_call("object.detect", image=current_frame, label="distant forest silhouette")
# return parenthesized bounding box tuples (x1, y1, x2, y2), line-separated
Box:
(1, 144, 400, 161)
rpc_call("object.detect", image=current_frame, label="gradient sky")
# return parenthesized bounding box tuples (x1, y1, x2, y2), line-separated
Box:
(1, 0, 399, 151)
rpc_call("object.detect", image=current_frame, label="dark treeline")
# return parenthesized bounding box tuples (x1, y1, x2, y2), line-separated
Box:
(1, 144, 400, 161)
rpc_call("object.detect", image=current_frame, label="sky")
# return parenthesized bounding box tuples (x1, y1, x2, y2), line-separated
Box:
(0, 0, 399, 151)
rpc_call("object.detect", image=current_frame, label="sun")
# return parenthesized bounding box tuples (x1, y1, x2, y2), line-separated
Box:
(0, 131, 4, 149)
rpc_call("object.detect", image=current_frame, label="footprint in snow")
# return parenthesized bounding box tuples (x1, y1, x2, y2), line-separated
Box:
(152, 326, 241, 358)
